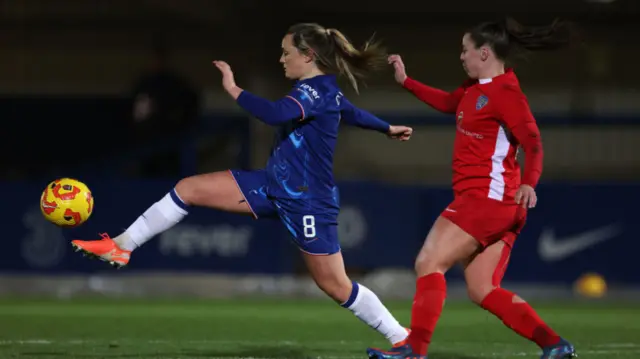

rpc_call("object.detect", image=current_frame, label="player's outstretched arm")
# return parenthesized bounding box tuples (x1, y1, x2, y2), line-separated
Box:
(236, 91, 304, 125)
(340, 97, 390, 132)
(389, 54, 465, 114)
(213, 60, 303, 125)
(340, 97, 412, 141)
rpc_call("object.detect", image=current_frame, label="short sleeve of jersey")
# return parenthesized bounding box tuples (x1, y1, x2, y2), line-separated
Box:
(286, 81, 324, 120)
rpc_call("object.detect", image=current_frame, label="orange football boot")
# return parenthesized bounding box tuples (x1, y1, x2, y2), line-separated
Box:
(71, 233, 131, 268)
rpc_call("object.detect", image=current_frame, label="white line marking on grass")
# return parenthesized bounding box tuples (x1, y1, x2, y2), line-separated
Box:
(595, 342, 640, 348)
(1, 339, 639, 358)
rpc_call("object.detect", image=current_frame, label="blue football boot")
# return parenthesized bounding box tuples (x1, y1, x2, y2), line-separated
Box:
(541, 338, 577, 359)
(366, 343, 426, 359)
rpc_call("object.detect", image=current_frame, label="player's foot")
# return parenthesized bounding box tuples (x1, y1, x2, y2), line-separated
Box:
(366, 343, 426, 359)
(71, 233, 131, 268)
(540, 338, 577, 359)
(392, 328, 411, 347)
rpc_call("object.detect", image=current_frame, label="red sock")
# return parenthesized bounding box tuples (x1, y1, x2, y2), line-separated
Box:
(408, 273, 447, 355)
(481, 288, 560, 348)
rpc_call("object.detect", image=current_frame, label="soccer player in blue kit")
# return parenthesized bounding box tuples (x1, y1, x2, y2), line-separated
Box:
(72, 23, 414, 347)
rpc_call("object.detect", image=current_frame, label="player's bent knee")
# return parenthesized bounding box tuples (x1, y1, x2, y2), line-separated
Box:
(303, 251, 352, 303)
(415, 254, 441, 276)
(174, 171, 231, 207)
(314, 276, 352, 303)
(414, 249, 456, 277)
(174, 177, 196, 205)
(175, 175, 213, 206)
(414, 217, 480, 277)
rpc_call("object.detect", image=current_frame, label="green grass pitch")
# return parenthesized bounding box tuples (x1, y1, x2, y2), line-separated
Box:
(0, 298, 638, 358)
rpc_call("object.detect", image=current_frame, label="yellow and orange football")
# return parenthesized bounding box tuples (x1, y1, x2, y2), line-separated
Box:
(40, 178, 94, 227)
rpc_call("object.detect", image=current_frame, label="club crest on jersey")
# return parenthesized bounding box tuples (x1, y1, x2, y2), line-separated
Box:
(476, 95, 488, 110)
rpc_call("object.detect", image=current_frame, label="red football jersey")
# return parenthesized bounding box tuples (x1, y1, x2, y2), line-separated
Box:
(404, 69, 543, 203)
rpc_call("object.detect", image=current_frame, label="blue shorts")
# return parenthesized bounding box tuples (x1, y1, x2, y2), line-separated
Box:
(229, 169, 340, 255)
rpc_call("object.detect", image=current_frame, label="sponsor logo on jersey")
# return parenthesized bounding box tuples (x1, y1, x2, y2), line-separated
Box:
(297, 83, 321, 102)
(455, 111, 483, 139)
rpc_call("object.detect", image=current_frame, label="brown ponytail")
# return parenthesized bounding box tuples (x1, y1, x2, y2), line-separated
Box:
(504, 17, 574, 51)
(467, 17, 575, 61)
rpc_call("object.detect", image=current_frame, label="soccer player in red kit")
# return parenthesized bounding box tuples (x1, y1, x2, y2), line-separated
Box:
(366, 18, 577, 359)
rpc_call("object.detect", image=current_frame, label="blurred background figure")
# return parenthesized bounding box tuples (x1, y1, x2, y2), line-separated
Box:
(1, 1, 639, 358)
(129, 38, 200, 176)
(131, 39, 199, 144)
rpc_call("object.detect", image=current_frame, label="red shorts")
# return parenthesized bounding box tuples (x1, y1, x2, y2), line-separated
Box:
(440, 194, 526, 248)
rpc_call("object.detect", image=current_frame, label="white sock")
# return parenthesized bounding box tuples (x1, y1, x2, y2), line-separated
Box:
(341, 281, 408, 345)
(114, 189, 188, 251)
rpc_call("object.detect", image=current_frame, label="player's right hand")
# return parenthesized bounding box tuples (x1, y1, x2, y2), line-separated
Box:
(387, 125, 413, 141)
(388, 54, 408, 85)
(212, 60, 237, 92)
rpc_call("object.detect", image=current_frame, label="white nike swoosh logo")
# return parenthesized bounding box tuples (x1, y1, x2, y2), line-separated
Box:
(538, 223, 622, 262)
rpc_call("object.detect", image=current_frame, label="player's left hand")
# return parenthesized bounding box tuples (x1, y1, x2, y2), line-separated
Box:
(515, 184, 537, 208)
(387, 125, 413, 141)
(212, 60, 240, 95)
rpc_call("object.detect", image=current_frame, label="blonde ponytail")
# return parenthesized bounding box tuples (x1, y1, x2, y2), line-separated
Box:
(287, 23, 388, 94)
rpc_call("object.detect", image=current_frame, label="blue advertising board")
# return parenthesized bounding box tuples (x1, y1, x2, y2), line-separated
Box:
(8, 181, 292, 274)
(3, 180, 638, 285)
(339, 182, 638, 285)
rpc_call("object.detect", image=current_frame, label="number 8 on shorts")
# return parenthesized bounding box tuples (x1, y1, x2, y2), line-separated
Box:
(303, 215, 316, 238)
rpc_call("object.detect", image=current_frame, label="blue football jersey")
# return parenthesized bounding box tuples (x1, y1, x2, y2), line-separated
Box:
(265, 75, 343, 201)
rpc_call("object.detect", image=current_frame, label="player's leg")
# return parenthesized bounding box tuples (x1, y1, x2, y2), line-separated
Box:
(72, 170, 274, 267)
(281, 207, 408, 346)
(464, 239, 577, 358)
(301, 251, 409, 346)
(112, 170, 258, 249)
(406, 216, 480, 355)
(366, 215, 480, 359)
(367, 196, 491, 358)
